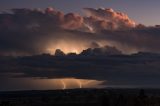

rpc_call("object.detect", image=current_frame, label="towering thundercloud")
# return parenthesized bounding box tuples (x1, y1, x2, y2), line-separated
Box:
(0, 7, 160, 56)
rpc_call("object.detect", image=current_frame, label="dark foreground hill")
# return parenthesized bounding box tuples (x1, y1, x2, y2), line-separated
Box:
(1, 88, 160, 106)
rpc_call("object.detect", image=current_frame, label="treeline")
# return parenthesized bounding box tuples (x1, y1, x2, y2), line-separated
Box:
(1, 89, 160, 106)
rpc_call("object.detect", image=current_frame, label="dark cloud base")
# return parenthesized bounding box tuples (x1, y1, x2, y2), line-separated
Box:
(1, 52, 160, 87)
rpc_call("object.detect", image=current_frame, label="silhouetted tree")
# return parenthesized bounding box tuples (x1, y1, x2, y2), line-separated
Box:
(134, 89, 148, 106)
(101, 94, 110, 106)
(115, 94, 126, 106)
(1, 101, 10, 106)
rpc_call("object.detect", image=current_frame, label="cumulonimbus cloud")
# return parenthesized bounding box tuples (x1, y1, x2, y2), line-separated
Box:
(83, 8, 136, 31)
(0, 7, 160, 55)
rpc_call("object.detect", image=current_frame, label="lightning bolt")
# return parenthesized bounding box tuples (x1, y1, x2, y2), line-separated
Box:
(61, 80, 66, 90)
(76, 79, 82, 88)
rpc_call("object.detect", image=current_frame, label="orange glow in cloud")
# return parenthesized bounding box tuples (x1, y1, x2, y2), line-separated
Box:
(47, 46, 81, 54)
(46, 40, 87, 54)
(57, 78, 104, 90)
(8, 77, 105, 90)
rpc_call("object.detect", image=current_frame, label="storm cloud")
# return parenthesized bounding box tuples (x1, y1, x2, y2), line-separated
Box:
(1, 53, 160, 88)
(0, 7, 160, 55)
(83, 8, 136, 31)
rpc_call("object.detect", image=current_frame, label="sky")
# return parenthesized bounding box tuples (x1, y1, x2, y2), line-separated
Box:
(0, 0, 160, 90)
(0, 0, 160, 26)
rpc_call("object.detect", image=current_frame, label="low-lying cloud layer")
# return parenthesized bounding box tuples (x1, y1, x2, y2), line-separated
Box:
(0, 7, 160, 55)
(1, 53, 160, 89)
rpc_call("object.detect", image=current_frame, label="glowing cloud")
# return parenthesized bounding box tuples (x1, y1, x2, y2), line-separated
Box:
(84, 8, 136, 31)
(0, 7, 160, 55)
(54, 78, 105, 89)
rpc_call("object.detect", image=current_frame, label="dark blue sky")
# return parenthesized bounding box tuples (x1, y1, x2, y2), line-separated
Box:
(0, 0, 160, 25)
